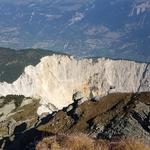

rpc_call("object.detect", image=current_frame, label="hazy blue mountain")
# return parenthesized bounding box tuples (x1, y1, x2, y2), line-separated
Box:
(0, 0, 150, 62)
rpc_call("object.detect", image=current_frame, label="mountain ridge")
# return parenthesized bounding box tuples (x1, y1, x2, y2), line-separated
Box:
(0, 54, 150, 115)
(0, 47, 68, 83)
(0, 92, 150, 149)
(0, 47, 149, 84)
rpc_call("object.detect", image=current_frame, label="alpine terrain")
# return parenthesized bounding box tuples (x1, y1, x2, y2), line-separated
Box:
(0, 0, 150, 150)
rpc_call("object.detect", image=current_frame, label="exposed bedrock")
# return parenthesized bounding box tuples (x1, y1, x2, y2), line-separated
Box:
(0, 55, 150, 114)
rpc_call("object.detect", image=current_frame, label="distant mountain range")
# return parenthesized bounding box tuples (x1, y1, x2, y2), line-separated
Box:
(0, 0, 150, 62)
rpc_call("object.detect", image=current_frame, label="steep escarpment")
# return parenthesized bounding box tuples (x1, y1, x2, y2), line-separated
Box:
(0, 55, 150, 115)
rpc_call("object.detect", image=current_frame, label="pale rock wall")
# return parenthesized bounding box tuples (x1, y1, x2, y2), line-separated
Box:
(0, 55, 150, 115)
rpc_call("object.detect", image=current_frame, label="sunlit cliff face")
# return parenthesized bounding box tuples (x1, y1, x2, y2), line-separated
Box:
(0, 54, 150, 115)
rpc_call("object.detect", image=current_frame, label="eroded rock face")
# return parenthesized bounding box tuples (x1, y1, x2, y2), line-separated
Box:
(0, 55, 150, 115)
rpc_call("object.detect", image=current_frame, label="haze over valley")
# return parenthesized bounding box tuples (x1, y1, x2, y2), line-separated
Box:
(0, 0, 150, 61)
(0, 0, 150, 149)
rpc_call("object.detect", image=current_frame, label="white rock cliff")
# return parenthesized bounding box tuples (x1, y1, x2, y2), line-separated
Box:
(0, 55, 150, 115)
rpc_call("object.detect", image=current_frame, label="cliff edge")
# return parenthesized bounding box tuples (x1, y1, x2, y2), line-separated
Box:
(0, 55, 150, 115)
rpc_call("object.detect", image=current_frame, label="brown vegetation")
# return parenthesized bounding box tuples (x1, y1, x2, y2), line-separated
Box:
(36, 134, 150, 150)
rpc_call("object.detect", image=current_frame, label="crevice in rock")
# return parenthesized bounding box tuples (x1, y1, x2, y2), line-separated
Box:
(131, 111, 150, 133)
(137, 64, 149, 92)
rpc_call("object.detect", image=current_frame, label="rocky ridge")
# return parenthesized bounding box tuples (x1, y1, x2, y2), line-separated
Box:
(0, 92, 149, 149)
(0, 55, 150, 115)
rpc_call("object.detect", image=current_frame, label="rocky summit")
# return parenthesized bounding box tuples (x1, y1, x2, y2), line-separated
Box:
(0, 54, 150, 115)
(0, 92, 149, 149)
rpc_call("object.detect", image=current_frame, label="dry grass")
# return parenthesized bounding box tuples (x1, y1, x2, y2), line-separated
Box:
(109, 138, 150, 150)
(36, 133, 150, 150)
(36, 133, 108, 150)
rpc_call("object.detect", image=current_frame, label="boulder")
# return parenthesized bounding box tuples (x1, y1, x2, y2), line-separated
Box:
(73, 91, 84, 101)
(66, 104, 74, 113)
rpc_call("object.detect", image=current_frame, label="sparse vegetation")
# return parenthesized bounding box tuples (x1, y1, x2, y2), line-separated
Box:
(37, 93, 134, 134)
(37, 92, 150, 145)
(0, 92, 150, 149)
(10, 99, 40, 122)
